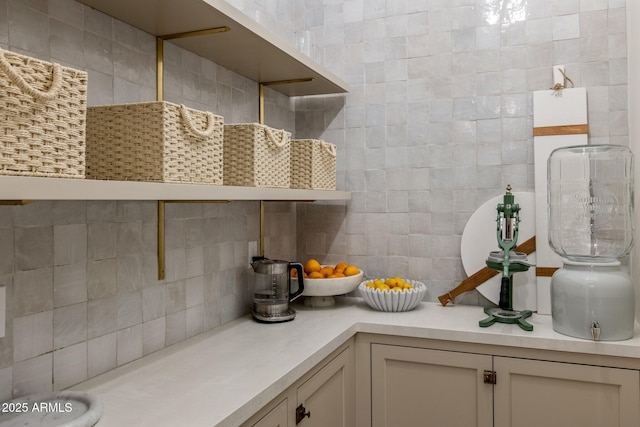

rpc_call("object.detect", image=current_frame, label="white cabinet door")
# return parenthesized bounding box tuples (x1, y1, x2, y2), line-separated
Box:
(494, 356, 640, 427)
(296, 345, 355, 427)
(370, 344, 494, 427)
(251, 398, 289, 427)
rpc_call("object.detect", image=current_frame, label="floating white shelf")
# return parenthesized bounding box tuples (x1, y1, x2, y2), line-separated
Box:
(77, 0, 349, 96)
(0, 176, 351, 201)
(6, 1, 351, 204)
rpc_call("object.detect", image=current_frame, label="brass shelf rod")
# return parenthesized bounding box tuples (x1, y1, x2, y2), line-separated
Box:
(0, 200, 33, 206)
(261, 78, 314, 86)
(159, 27, 231, 41)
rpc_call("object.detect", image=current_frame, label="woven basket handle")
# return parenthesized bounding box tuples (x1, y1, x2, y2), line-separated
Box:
(264, 126, 290, 149)
(0, 48, 63, 102)
(322, 141, 337, 157)
(179, 104, 217, 138)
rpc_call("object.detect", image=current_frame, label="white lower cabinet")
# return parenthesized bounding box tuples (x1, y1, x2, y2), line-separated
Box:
(363, 336, 640, 427)
(242, 339, 355, 427)
(296, 343, 355, 426)
(246, 334, 640, 427)
(493, 356, 640, 427)
(370, 344, 493, 427)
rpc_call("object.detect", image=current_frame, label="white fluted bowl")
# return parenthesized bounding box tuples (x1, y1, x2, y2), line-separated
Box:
(359, 279, 427, 312)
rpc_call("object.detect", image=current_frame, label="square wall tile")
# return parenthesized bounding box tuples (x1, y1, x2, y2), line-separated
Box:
(117, 222, 142, 256)
(53, 224, 87, 266)
(142, 317, 165, 356)
(116, 254, 142, 292)
(186, 305, 204, 338)
(13, 268, 53, 317)
(53, 342, 87, 390)
(88, 333, 116, 378)
(165, 310, 186, 347)
(13, 310, 53, 363)
(116, 324, 143, 366)
(0, 366, 12, 402)
(53, 201, 86, 225)
(186, 276, 204, 308)
(87, 259, 117, 301)
(87, 223, 117, 261)
(86, 201, 116, 223)
(12, 202, 52, 228)
(116, 290, 142, 330)
(142, 285, 166, 322)
(12, 354, 52, 398)
(87, 296, 117, 339)
(0, 228, 14, 275)
(15, 226, 53, 271)
(53, 302, 87, 350)
(166, 281, 186, 314)
(53, 263, 87, 308)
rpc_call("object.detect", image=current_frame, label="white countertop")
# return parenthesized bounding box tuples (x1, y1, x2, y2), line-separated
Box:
(71, 298, 640, 427)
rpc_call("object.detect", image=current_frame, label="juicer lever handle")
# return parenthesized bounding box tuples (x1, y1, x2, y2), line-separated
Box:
(289, 263, 305, 302)
(499, 276, 510, 310)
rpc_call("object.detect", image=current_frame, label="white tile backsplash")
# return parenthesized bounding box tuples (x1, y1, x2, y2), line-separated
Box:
(295, 0, 627, 294)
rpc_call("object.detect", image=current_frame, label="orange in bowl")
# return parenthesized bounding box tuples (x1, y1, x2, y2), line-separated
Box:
(304, 259, 321, 274)
(335, 262, 348, 273)
(344, 265, 360, 276)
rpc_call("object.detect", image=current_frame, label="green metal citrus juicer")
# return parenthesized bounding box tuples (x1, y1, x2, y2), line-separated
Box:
(479, 185, 534, 331)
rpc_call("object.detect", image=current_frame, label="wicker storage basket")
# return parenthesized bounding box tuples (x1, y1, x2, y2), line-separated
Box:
(0, 48, 87, 178)
(290, 139, 337, 190)
(86, 102, 224, 184)
(223, 123, 291, 188)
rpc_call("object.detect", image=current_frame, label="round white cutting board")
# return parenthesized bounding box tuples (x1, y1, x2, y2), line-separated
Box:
(460, 192, 537, 311)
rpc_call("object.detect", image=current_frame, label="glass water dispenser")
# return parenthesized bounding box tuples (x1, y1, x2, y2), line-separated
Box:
(548, 144, 635, 341)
